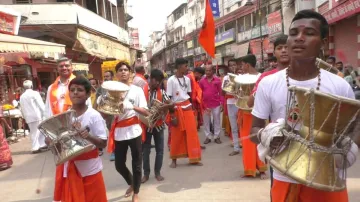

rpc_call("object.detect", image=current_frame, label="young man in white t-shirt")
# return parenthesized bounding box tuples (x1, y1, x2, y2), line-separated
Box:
(49, 76, 108, 202)
(107, 62, 149, 202)
(251, 10, 357, 202)
(166, 58, 203, 168)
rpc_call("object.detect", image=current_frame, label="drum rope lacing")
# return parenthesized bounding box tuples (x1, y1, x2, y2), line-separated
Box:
(272, 88, 357, 189)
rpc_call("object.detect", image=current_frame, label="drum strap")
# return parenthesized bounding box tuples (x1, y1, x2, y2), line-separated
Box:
(49, 74, 76, 115)
(54, 149, 99, 201)
(107, 116, 140, 153)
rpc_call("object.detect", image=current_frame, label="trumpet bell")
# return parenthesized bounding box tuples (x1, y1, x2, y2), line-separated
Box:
(97, 81, 130, 115)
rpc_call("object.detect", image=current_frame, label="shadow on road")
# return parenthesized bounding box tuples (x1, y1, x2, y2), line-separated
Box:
(156, 182, 202, 193)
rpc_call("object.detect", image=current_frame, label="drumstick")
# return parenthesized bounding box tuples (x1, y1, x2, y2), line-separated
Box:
(36, 155, 47, 194)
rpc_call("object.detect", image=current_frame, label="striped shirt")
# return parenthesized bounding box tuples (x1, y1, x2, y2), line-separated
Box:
(147, 88, 170, 132)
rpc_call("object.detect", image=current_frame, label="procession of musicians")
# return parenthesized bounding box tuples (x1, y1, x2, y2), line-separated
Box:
(2, 9, 360, 202)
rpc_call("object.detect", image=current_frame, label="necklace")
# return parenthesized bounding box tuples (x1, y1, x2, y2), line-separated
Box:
(176, 76, 188, 90)
(286, 67, 321, 90)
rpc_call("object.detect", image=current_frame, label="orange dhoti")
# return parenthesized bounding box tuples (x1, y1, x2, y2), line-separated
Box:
(170, 100, 202, 163)
(272, 179, 348, 202)
(54, 150, 107, 202)
(240, 111, 267, 176)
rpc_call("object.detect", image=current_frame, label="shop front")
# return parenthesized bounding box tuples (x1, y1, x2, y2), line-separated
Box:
(215, 28, 236, 65)
(323, 0, 360, 67)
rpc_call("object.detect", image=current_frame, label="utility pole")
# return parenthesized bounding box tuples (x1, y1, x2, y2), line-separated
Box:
(258, 0, 264, 69)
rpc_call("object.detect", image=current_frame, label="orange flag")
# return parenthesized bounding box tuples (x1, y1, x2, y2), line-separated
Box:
(198, 0, 215, 58)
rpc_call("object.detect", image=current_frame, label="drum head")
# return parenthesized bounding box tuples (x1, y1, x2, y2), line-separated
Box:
(102, 81, 130, 91)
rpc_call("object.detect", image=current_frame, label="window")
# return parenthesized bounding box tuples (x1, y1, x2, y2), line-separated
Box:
(237, 16, 245, 33)
(224, 21, 235, 31)
(252, 7, 267, 27)
(244, 14, 251, 31)
(269, 1, 282, 13)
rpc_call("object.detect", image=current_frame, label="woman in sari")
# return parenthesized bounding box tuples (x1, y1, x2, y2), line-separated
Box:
(0, 114, 13, 171)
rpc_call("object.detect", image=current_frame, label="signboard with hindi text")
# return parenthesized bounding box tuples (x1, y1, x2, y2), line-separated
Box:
(324, 0, 360, 24)
(0, 7, 21, 35)
(215, 28, 235, 47)
(267, 10, 283, 40)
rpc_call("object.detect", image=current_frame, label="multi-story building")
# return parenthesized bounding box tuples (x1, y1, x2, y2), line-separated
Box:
(165, 3, 188, 70)
(149, 31, 167, 72)
(2, 0, 132, 83)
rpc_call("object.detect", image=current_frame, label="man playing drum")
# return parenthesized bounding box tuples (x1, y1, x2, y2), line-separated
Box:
(250, 10, 358, 202)
(106, 61, 149, 202)
(142, 69, 174, 183)
(236, 54, 267, 179)
(49, 76, 108, 202)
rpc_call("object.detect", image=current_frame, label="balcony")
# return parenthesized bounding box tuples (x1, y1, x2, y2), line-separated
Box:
(3, 3, 129, 44)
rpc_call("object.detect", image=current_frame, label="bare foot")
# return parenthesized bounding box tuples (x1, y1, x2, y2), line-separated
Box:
(260, 172, 268, 180)
(141, 176, 149, 183)
(240, 174, 255, 178)
(155, 175, 165, 181)
(132, 194, 139, 202)
(229, 151, 240, 156)
(190, 162, 203, 166)
(125, 186, 133, 198)
(170, 160, 177, 168)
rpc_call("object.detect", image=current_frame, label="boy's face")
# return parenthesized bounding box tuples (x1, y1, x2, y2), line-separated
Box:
(149, 78, 160, 90)
(194, 72, 203, 80)
(69, 84, 89, 105)
(90, 80, 97, 90)
(116, 65, 130, 82)
(274, 44, 289, 64)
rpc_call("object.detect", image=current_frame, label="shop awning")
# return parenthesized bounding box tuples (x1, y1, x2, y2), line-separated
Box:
(0, 34, 66, 54)
(72, 63, 89, 71)
(73, 28, 130, 61)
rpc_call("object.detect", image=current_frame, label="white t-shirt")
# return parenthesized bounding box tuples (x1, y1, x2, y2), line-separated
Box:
(63, 107, 107, 178)
(166, 75, 192, 104)
(252, 68, 355, 183)
(221, 74, 236, 104)
(114, 84, 148, 141)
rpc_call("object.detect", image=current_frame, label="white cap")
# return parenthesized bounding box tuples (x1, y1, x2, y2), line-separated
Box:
(23, 80, 33, 89)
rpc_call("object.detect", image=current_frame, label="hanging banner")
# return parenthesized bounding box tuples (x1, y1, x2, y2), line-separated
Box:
(210, 0, 220, 18)
(267, 10, 283, 40)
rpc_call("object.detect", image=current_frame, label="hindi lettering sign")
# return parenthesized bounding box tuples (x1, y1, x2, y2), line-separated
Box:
(267, 11, 283, 39)
(0, 9, 20, 35)
(215, 28, 235, 47)
(210, 0, 220, 18)
(324, 0, 360, 24)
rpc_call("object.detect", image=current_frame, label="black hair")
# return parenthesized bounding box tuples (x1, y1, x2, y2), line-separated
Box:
(144, 74, 149, 79)
(194, 67, 205, 75)
(175, 58, 188, 69)
(57, 57, 72, 65)
(291, 9, 329, 39)
(104, 70, 114, 77)
(268, 56, 277, 62)
(327, 56, 336, 62)
(135, 65, 145, 73)
(115, 61, 132, 72)
(336, 61, 343, 65)
(228, 58, 237, 66)
(150, 69, 164, 82)
(88, 78, 97, 84)
(273, 35, 288, 50)
(69, 76, 91, 94)
(241, 54, 257, 67)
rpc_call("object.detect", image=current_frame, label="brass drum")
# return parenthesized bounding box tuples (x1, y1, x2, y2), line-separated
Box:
(234, 74, 259, 111)
(268, 86, 360, 191)
(222, 73, 238, 95)
(97, 81, 130, 115)
(139, 99, 167, 128)
(38, 110, 94, 166)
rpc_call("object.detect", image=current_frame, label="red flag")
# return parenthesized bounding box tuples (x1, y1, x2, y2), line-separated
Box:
(198, 0, 215, 58)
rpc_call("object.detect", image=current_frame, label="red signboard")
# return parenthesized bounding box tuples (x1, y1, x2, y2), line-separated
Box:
(267, 11, 283, 39)
(324, 0, 360, 24)
(0, 11, 17, 35)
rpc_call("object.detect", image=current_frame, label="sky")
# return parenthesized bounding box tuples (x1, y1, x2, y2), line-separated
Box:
(127, 0, 186, 47)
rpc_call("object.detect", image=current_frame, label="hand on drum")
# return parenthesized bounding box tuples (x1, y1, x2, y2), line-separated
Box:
(270, 136, 285, 149)
(77, 129, 90, 139)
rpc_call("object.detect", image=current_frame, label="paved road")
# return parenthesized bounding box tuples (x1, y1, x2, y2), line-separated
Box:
(1, 128, 360, 202)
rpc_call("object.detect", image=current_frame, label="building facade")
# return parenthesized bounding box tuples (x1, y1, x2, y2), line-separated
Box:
(2, 0, 131, 84)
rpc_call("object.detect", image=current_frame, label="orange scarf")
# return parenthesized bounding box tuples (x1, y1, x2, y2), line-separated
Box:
(107, 116, 140, 153)
(49, 75, 76, 115)
(144, 87, 164, 127)
(54, 149, 99, 201)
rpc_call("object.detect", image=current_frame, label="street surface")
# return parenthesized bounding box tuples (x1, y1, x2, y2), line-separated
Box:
(1, 128, 360, 202)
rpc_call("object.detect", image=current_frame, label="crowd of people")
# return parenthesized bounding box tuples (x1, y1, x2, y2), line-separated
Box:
(1, 9, 360, 202)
